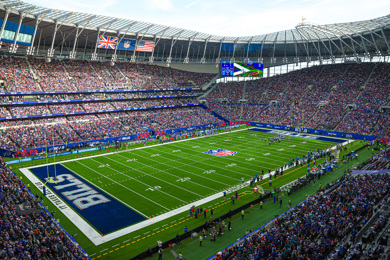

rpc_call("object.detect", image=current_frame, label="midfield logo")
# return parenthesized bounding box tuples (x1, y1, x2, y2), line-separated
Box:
(204, 148, 237, 157)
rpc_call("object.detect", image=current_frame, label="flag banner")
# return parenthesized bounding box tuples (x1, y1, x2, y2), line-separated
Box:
(117, 39, 155, 52)
(98, 36, 118, 49)
(136, 40, 154, 52)
(117, 39, 136, 51)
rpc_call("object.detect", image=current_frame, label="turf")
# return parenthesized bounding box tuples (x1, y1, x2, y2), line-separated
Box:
(61, 129, 334, 219)
(15, 127, 365, 259)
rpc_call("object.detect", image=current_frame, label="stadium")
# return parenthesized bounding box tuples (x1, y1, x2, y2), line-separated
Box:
(0, 0, 389, 259)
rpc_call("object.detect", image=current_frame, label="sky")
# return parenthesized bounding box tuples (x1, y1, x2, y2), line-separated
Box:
(27, 0, 390, 36)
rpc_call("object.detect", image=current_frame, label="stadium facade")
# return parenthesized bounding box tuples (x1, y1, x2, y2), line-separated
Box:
(0, 0, 389, 76)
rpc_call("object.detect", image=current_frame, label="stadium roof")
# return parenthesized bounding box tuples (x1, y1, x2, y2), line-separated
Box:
(1, 0, 390, 44)
(0, 0, 389, 66)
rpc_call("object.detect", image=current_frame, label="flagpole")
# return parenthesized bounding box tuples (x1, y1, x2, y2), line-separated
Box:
(53, 135, 57, 183)
(45, 130, 49, 180)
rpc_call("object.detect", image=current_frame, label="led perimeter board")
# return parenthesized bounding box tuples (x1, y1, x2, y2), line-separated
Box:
(221, 60, 263, 77)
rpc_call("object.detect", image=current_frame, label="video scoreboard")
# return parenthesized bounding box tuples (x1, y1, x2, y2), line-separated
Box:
(221, 60, 263, 78)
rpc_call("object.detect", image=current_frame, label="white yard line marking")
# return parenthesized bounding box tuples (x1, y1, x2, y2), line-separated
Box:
(183, 135, 330, 163)
(157, 143, 262, 177)
(60, 164, 148, 218)
(75, 160, 171, 211)
(103, 155, 204, 197)
(115, 152, 228, 189)
(138, 146, 247, 180)
(90, 158, 191, 203)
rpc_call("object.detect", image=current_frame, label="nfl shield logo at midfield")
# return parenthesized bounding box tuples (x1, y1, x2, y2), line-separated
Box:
(204, 148, 237, 157)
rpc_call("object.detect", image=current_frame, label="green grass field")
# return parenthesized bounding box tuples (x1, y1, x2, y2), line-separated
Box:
(61, 129, 333, 218)
(16, 127, 364, 259)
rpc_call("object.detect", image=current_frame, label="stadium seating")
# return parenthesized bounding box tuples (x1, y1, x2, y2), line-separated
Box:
(206, 62, 390, 136)
(0, 107, 223, 151)
(212, 173, 390, 260)
(0, 56, 41, 92)
(0, 156, 87, 259)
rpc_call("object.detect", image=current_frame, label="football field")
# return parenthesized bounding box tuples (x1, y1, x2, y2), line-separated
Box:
(20, 127, 349, 257)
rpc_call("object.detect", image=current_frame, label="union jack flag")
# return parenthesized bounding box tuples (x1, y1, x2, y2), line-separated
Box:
(98, 35, 118, 49)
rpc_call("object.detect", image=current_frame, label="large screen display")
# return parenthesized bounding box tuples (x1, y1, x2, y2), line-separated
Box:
(0, 18, 35, 46)
(221, 60, 263, 77)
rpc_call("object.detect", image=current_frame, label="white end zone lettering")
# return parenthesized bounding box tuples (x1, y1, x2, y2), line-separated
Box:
(74, 195, 110, 210)
(48, 174, 111, 210)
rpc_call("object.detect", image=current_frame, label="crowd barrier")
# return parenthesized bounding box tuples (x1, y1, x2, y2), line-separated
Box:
(0, 103, 201, 120)
(0, 87, 200, 96)
(1, 94, 198, 106)
(247, 122, 377, 141)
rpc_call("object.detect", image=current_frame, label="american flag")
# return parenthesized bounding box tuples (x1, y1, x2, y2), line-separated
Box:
(98, 35, 118, 49)
(136, 40, 154, 52)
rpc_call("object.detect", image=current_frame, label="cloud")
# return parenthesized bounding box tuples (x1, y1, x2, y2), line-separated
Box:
(185, 0, 201, 8)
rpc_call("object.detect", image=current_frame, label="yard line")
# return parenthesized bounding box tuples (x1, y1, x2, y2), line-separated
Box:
(180, 137, 330, 165)
(169, 140, 285, 168)
(119, 150, 237, 185)
(195, 133, 327, 154)
(61, 163, 149, 218)
(184, 134, 329, 162)
(220, 135, 331, 153)
(170, 134, 331, 171)
(140, 146, 252, 180)
(72, 161, 170, 211)
(152, 144, 266, 177)
(90, 158, 189, 204)
(177, 140, 283, 169)
(102, 155, 206, 196)
(114, 153, 226, 190)
(176, 141, 283, 167)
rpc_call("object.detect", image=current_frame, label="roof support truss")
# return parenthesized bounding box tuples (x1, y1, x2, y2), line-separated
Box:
(166, 29, 185, 64)
(10, 11, 27, 53)
(184, 32, 199, 63)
